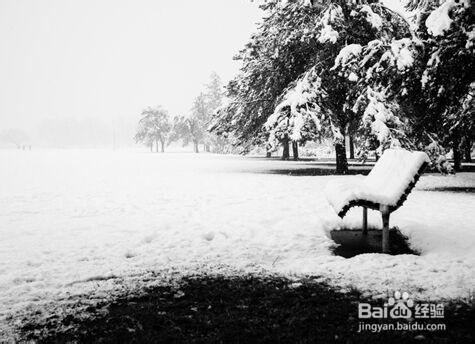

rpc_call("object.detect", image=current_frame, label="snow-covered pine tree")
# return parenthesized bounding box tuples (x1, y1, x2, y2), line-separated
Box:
(206, 72, 223, 114)
(210, 0, 325, 156)
(330, 0, 473, 172)
(205, 72, 233, 153)
(190, 93, 211, 152)
(265, 0, 407, 172)
(264, 68, 327, 160)
(215, 0, 473, 172)
(332, 33, 420, 157)
(416, 0, 474, 171)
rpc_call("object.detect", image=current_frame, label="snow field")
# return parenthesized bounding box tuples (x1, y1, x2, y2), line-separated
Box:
(0, 149, 474, 324)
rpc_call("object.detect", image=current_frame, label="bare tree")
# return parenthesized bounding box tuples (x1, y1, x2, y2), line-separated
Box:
(134, 106, 171, 152)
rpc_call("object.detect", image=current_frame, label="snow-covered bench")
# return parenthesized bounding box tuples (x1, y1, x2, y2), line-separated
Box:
(325, 149, 430, 253)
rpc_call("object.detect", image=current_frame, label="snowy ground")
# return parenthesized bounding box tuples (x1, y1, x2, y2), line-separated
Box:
(1, 149, 474, 328)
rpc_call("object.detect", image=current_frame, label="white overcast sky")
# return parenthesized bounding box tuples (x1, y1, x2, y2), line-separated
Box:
(0, 0, 262, 132)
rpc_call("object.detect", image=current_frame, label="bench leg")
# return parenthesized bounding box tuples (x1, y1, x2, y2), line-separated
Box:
(381, 206, 390, 253)
(362, 207, 368, 235)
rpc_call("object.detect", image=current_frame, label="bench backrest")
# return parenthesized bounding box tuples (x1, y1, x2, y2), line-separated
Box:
(362, 149, 430, 206)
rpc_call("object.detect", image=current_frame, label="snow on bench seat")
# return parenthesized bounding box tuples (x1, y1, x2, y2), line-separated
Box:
(325, 149, 430, 217)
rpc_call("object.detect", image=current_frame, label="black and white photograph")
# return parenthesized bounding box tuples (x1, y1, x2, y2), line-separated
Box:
(0, 0, 474, 342)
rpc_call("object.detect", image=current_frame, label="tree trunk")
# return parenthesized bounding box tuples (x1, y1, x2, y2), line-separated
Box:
(349, 135, 355, 159)
(453, 134, 461, 172)
(194, 142, 199, 153)
(150, 143, 153, 152)
(362, 207, 368, 235)
(281, 136, 290, 160)
(464, 138, 472, 162)
(335, 137, 348, 174)
(160, 140, 165, 153)
(292, 141, 299, 160)
(266, 150, 271, 158)
(381, 205, 390, 254)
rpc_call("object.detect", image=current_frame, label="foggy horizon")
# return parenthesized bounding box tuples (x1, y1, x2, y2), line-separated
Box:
(0, 0, 262, 147)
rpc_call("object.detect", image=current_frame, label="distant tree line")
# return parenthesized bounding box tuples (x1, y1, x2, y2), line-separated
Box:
(0, 129, 29, 149)
(134, 72, 234, 153)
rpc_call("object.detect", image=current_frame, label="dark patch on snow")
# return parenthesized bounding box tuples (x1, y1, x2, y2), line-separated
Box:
(65, 274, 119, 287)
(257, 166, 371, 176)
(420, 187, 475, 193)
(330, 228, 419, 258)
(17, 275, 475, 343)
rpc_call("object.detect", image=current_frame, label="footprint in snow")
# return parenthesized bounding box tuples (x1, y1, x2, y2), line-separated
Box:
(124, 250, 137, 259)
(202, 231, 215, 241)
